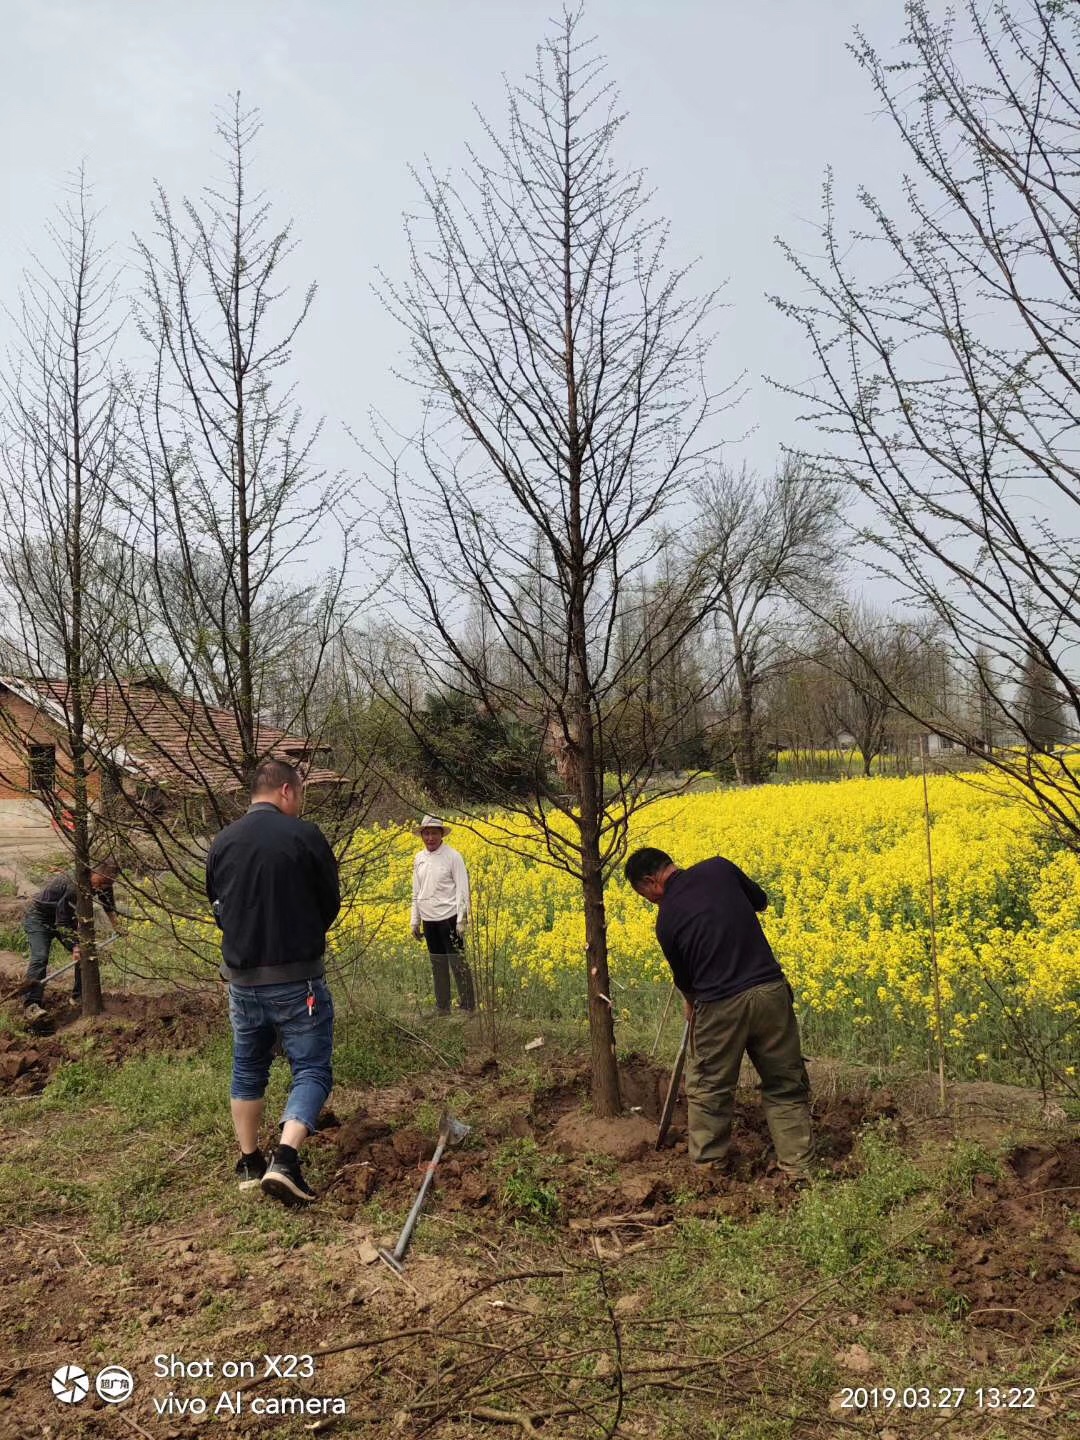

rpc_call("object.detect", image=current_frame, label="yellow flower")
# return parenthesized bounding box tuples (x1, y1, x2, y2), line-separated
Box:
(330, 768, 1080, 1076)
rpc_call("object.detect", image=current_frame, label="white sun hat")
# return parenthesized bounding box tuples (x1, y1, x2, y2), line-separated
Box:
(417, 814, 451, 834)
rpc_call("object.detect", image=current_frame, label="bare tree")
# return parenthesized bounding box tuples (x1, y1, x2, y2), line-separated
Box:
(816, 603, 921, 777)
(969, 645, 1007, 754)
(0, 177, 129, 1016)
(760, 656, 835, 775)
(371, 9, 735, 1114)
(1018, 641, 1068, 752)
(776, 0, 1080, 844)
(693, 458, 839, 783)
(113, 98, 365, 891)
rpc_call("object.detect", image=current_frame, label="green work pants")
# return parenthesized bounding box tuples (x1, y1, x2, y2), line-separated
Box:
(685, 979, 813, 1175)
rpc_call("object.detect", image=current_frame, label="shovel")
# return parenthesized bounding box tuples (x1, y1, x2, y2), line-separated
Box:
(655, 1017, 691, 1150)
(379, 1109, 471, 1274)
(5, 933, 118, 1005)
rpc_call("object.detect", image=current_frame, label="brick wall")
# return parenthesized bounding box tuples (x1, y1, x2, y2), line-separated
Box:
(0, 691, 102, 807)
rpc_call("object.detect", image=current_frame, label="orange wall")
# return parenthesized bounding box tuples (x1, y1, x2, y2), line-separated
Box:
(0, 692, 103, 807)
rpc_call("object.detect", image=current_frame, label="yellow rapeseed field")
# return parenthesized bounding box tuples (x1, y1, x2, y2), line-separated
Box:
(336, 773, 1080, 1077)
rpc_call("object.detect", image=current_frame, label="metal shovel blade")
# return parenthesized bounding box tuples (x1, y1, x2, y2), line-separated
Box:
(441, 1113, 471, 1146)
(378, 1110, 472, 1275)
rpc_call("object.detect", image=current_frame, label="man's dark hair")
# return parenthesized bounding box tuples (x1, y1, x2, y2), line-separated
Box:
(624, 847, 674, 886)
(92, 856, 120, 879)
(251, 758, 302, 795)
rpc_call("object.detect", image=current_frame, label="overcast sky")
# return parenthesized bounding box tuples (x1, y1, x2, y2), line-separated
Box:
(1, 0, 921, 493)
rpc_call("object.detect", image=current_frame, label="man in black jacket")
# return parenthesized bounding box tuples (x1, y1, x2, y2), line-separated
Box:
(23, 859, 120, 1018)
(207, 759, 341, 1206)
(626, 847, 813, 1181)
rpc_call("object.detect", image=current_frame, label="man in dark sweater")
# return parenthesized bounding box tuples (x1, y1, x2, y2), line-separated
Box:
(625, 847, 813, 1180)
(23, 859, 120, 1018)
(207, 758, 341, 1206)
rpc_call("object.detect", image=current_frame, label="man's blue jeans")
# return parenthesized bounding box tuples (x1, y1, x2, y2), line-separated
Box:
(228, 978, 334, 1136)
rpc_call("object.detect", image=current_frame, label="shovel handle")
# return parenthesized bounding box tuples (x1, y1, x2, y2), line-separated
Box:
(391, 1132, 449, 1262)
(656, 1018, 691, 1150)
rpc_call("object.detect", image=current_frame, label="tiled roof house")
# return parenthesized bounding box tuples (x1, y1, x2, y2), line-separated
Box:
(0, 675, 341, 809)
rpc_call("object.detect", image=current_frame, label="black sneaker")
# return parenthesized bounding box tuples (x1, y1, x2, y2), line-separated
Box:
(235, 1151, 266, 1192)
(260, 1146, 316, 1206)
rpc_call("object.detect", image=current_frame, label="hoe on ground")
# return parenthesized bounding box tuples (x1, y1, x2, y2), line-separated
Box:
(379, 1110, 471, 1275)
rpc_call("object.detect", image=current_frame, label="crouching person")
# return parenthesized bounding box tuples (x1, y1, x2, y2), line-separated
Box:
(625, 847, 813, 1182)
(23, 858, 121, 1018)
(206, 760, 341, 1205)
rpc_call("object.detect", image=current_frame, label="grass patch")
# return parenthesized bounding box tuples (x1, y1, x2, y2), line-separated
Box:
(332, 1004, 467, 1085)
(659, 1211, 784, 1309)
(41, 1057, 110, 1104)
(40, 1036, 232, 1135)
(781, 1125, 929, 1276)
(90, 1148, 187, 1233)
(493, 1137, 561, 1223)
(0, 1159, 95, 1226)
(931, 1138, 1004, 1192)
(101, 1039, 232, 1135)
(0, 924, 28, 953)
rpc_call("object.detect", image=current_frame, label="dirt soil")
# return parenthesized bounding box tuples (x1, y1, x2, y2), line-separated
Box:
(931, 1140, 1080, 1335)
(1, 1010, 1078, 1438)
(0, 984, 224, 1094)
(328, 1052, 898, 1231)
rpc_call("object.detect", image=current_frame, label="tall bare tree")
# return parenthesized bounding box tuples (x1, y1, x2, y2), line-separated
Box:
(0, 178, 129, 1016)
(777, 0, 1080, 844)
(1018, 642, 1068, 752)
(372, 9, 735, 1114)
(816, 603, 922, 777)
(116, 99, 362, 887)
(693, 458, 839, 783)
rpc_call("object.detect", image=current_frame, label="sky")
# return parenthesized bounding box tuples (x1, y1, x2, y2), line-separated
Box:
(0, 0, 921, 504)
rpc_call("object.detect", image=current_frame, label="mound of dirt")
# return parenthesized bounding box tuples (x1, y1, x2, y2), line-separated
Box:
(550, 1110, 656, 1161)
(330, 1108, 476, 1208)
(938, 1140, 1080, 1335)
(0, 1032, 66, 1093)
(0, 989, 225, 1096)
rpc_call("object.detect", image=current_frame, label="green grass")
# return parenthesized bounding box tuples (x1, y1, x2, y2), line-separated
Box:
(0, 924, 28, 952)
(493, 1137, 562, 1222)
(651, 1124, 937, 1330)
(780, 1127, 929, 1276)
(0, 989, 478, 1259)
(932, 1138, 1004, 1191)
(39, 1037, 232, 1136)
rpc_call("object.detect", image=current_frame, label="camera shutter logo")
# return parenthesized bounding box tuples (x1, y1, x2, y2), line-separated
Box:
(96, 1365, 136, 1403)
(51, 1365, 89, 1404)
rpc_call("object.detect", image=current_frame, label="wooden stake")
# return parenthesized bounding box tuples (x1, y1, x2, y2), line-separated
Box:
(921, 737, 947, 1110)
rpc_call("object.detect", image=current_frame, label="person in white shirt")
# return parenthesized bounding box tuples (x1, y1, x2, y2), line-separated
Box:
(410, 816, 476, 1015)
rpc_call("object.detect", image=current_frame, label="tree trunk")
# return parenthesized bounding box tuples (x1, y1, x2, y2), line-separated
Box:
(559, 57, 620, 1117)
(582, 846, 620, 1116)
(733, 661, 756, 784)
(70, 761, 102, 1016)
(67, 264, 102, 1019)
(578, 728, 621, 1117)
(727, 606, 757, 785)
